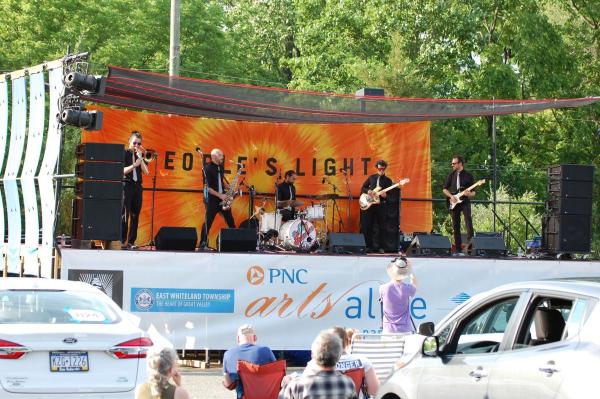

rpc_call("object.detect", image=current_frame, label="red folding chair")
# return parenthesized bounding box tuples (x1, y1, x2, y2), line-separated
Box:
(343, 367, 366, 397)
(238, 359, 286, 399)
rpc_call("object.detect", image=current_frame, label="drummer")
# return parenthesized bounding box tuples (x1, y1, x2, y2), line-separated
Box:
(277, 170, 302, 221)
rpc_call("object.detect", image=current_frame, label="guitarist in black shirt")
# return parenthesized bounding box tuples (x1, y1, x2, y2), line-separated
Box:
(360, 160, 393, 253)
(443, 155, 475, 254)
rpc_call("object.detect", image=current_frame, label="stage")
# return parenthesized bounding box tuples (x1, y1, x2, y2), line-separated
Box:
(60, 248, 600, 350)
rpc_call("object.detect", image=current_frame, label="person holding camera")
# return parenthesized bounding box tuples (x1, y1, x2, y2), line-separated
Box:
(379, 256, 418, 333)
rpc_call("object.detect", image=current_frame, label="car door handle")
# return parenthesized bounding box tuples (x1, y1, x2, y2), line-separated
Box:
(539, 360, 559, 376)
(469, 367, 488, 381)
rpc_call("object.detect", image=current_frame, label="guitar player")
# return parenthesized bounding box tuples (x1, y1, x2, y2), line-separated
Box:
(360, 159, 393, 253)
(443, 155, 476, 255)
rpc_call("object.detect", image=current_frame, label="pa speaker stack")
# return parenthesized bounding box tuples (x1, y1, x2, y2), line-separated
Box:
(543, 164, 594, 254)
(72, 143, 124, 241)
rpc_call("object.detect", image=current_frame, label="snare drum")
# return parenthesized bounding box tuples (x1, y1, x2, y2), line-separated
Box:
(279, 219, 317, 250)
(259, 212, 282, 233)
(304, 204, 325, 220)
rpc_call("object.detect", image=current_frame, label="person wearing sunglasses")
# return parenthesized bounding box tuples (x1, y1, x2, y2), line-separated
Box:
(442, 155, 475, 255)
(379, 256, 418, 333)
(360, 159, 393, 253)
(122, 131, 149, 249)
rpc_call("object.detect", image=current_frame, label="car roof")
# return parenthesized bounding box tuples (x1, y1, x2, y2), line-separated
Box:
(0, 277, 98, 293)
(487, 278, 600, 299)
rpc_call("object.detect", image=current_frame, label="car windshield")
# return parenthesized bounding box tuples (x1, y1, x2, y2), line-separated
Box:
(0, 289, 120, 324)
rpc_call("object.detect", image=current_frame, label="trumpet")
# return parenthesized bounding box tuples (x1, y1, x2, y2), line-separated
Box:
(136, 145, 157, 163)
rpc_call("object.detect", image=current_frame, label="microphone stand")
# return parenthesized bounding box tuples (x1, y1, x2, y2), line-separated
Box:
(325, 178, 345, 232)
(341, 170, 352, 231)
(147, 155, 158, 247)
(196, 148, 210, 250)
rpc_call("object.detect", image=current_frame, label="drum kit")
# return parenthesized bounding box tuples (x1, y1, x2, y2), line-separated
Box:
(251, 194, 338, 252)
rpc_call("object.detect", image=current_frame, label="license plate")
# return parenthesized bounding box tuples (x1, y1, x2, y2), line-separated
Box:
(49, 351, 89, 372)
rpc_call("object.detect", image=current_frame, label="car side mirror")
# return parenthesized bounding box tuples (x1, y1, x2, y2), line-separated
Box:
(418, 322, 435, 336)
(422, 336, 439, 357)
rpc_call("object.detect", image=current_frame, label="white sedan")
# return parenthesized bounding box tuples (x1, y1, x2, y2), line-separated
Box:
(376, 278, 600, 399)
(0, 278, 153, 398)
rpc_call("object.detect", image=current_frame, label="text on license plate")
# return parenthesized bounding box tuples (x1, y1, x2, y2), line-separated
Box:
(49, 351, 89, 372)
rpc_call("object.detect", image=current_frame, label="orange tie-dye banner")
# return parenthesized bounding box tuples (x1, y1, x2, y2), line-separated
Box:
(83, 106, 432, 246)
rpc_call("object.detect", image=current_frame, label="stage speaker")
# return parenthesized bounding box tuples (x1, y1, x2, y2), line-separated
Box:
(218, 228, 257, 252)
(470, 236, 507, 257)
(409, 234, 451, 256)
(72, 199, 122, 241)
(327, 233, 366, 254)
(547, 197, 592, 215)
(76, 162, 123, 181)
(155, 227, 197, 251)
(77, 143, 124, 162)
(548, 164, 594, 182)
(543, 214, 591, 253)
(548, 180, 594, 199)
(76, 180, 123, 200)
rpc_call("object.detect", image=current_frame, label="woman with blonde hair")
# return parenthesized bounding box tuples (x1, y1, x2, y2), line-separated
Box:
(136, 347, 190, 399)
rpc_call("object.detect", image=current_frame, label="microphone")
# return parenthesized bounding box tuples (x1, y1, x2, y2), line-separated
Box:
(195, 147, 202, 153)
(229, 160, 245, 168)
(321, 177, 326, 184)
(339, 168, 348, 174)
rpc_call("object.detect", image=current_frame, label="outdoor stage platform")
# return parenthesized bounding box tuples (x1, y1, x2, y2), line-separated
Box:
(60, 248, 600, 351)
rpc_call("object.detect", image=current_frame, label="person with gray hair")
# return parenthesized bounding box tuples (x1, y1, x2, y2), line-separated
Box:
(135, 347, 190, 399)
(283, 330, 357, 399)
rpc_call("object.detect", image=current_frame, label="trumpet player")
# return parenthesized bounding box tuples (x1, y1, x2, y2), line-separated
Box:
(122, 131, 149, 249)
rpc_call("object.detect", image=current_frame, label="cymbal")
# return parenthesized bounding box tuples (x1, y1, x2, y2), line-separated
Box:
(313, 193, 339, 200)
(256, 195, 275, 202)
(277, 199, 304, 207)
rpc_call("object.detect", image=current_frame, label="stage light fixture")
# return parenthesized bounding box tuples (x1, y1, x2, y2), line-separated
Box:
(63, 72, 107, 96)
(60, 109, 103, 131)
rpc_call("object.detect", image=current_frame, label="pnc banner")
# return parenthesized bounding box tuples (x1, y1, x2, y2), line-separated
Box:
(83, 106, 432, 245)
(61, 249, 600, 350)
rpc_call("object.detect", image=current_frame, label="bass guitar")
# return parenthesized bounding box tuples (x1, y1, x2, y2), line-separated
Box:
(359, 178, 410, 210)
(447, 179, 486, 210)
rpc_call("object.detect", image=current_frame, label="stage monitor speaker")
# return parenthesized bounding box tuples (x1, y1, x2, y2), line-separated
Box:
(77, 143, 124, 162)
(409, 234, 451, 256)
(219, 228, 257, 252)
(327, 233, 366, 254)
(76, 162, 123, 181)
(470, 236, 507, 257)
(72, 199, 122, 241)
(155, 227, 197, 251)
(543, 214, 591, 253)
(76, 180, 123, 200)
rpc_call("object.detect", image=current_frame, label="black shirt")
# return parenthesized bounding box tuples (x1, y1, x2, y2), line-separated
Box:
(123, 150, 143, 184)
(204, 162, 225, 202)
(444, 169, 475, 199)
(361, 174, 393, 202)
(277, 182, 296, 202)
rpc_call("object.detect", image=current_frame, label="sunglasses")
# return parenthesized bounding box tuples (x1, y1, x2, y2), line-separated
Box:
(451, 162, 458, 165)
(377, 167, 386, 170)
(392, 256, 408, 268)
(132, 142, 141, 146)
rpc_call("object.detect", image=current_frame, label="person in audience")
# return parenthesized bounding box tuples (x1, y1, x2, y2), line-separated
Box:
(283, 330, 356, 399)
(136, 347, 190, 399)
(223, 324, 276, 398)
(379, 256, 418, 333)
(301, 327, 379, 397)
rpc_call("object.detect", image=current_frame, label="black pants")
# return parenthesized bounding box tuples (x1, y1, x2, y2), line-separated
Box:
(200, 201, 236, 246)
(451, 201, 474, 251)
(122, 182, 143, 245)
(361, 204, 386, 250)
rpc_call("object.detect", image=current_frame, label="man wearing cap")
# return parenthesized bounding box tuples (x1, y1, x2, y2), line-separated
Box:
(360, 160, 393, 253)
(379, 256, 418, 333)
(222, 324, 276, 397)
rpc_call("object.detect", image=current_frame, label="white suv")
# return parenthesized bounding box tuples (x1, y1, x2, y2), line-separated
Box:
(376, 278, 600, 399)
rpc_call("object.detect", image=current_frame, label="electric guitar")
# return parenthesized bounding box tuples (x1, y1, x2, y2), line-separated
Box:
(359, 178, 410, 210)
(447, 179, 486, 210)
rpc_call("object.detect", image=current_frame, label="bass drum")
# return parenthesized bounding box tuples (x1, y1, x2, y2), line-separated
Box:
(279, 219, 318, 251)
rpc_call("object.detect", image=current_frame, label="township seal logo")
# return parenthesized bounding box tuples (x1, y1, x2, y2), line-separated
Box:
(134, 289, 154, 311)
(247, 266, 265, 285)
